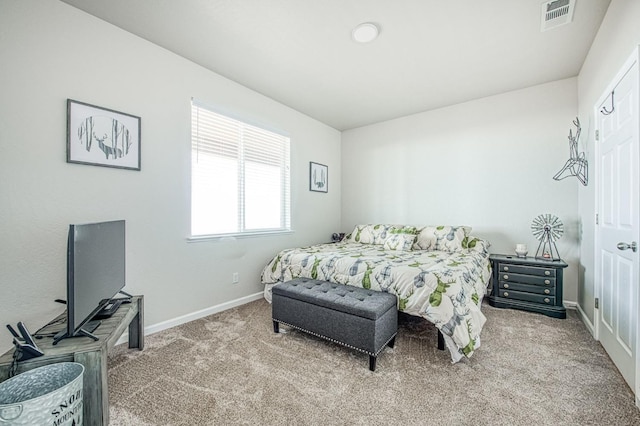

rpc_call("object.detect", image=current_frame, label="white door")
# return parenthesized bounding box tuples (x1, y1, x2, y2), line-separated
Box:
(596, 52, 639, 398)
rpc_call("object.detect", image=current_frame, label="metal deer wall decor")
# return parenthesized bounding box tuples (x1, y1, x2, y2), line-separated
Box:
(553, 117, 588, 186)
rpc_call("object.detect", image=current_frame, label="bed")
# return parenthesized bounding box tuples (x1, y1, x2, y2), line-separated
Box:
(261, 224, 492, 362)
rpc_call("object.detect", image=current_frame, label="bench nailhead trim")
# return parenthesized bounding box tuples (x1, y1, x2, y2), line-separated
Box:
(273, 318, 397, 358)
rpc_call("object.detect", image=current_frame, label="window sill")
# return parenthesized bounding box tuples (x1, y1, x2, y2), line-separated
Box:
(187, 229, 294, 243)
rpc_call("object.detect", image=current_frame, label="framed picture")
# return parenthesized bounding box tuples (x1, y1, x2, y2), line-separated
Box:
(67, 99, 141, 170)
(309, 162, 328, 193)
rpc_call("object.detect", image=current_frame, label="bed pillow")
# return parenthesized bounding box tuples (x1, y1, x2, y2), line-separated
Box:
(382, 232, 417, 251)
(412, 225, 471, 252)
(462, 236, 490, 254)
(345, 224, 398, 244)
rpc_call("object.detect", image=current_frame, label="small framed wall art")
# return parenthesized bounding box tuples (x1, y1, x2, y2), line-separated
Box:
(309, 162, 328, 193)
(67, 99, 141, 170)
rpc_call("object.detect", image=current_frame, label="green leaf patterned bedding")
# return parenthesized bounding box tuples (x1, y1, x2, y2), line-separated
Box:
(261, 240, 492, 362)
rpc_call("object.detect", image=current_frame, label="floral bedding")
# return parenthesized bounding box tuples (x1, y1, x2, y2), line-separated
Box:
(261, 225, 492, 362)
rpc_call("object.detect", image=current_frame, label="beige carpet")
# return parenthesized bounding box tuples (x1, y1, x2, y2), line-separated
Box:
(107, 299, 640, 425)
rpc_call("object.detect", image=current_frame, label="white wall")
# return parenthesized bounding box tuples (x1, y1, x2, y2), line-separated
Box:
(342, 79, 580, 301)
(0, 1, 341, 354)
(577, 0, 640, 329)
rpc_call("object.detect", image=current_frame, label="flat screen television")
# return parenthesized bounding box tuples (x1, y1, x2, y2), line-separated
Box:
(53, 220, 127, 345)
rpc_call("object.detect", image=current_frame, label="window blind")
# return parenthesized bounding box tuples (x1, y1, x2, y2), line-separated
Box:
(191, 102, 290, 237)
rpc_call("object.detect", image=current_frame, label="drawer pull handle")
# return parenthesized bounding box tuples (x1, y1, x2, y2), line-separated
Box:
(544, 280, 550, 285)
(503, 292, 509, 297)
(503, 284, 509, 289)
(503, 266, 509, 271)
(503, 274, 509, 280)
(544, 289, 550, 294)
(544, 298, 550, 303)
(545, 271, 551, 276)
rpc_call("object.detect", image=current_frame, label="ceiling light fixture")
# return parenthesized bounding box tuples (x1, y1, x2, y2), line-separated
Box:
(352, 22, 380, 43)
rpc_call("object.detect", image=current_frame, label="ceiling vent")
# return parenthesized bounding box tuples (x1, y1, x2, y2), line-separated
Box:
(540, 0, 575, 32)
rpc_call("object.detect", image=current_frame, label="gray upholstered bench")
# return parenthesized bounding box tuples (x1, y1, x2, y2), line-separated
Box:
(271, 278, 398, 371)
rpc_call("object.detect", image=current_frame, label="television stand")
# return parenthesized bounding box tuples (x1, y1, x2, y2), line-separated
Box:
(0, 295, 143, 426)
(85, 319, 102, 333)
(52, 320, 101, 345)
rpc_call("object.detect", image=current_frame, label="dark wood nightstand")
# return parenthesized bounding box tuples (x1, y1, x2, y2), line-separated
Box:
(488, 254, 567, 319)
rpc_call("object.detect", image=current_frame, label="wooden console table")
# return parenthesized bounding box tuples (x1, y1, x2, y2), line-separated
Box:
(0, 295, 143, 425)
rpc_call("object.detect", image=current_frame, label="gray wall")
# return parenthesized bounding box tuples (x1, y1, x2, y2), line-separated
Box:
(0, 1, 341, 353)
(342, 79, 580, 302)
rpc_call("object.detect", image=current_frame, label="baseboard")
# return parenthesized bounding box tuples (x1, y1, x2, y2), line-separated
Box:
(575, 303, 596, 337)
(564, 300, 596, 337)
(116, 292, 264, 346)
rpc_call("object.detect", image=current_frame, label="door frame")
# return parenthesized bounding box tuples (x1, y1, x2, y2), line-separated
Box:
(593, 45, 640, 407)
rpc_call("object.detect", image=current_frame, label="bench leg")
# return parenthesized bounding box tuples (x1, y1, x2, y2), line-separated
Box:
(388, 336, 396, 348)
(273, 320, 279, 333)
(437, 329, 445, 350)
(369, 355, 376, 372)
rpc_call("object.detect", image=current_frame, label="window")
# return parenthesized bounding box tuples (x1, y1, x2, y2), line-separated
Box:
(190, 101, 290, 237)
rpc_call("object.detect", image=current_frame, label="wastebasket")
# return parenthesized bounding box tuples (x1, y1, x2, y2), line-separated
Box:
(0, 362, 84, 425)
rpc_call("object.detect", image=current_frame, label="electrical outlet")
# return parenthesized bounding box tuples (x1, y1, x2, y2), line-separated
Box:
(232, 272, 239, 284)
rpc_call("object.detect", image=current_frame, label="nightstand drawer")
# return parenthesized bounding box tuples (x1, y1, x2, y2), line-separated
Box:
(499, 281, 555, 295)
(498, 272, 555, 287)
(498, 289, 555, 305)
(498, 263, 556, 278)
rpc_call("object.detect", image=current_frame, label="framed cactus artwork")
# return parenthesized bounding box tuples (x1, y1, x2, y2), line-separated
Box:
(66, 99, 141, 171)
(309, 161, 328, 192)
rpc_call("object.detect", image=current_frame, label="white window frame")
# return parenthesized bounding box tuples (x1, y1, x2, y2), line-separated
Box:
(189, 100, 291, 241)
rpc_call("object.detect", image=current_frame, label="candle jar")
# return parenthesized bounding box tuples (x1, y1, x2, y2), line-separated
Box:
(515, 244, 528, 257)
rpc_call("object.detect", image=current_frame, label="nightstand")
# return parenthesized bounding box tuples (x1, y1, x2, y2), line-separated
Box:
(488, 254, 567, 319)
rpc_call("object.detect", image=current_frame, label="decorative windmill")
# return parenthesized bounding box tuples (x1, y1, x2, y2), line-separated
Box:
(531, 214, 564, 261)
